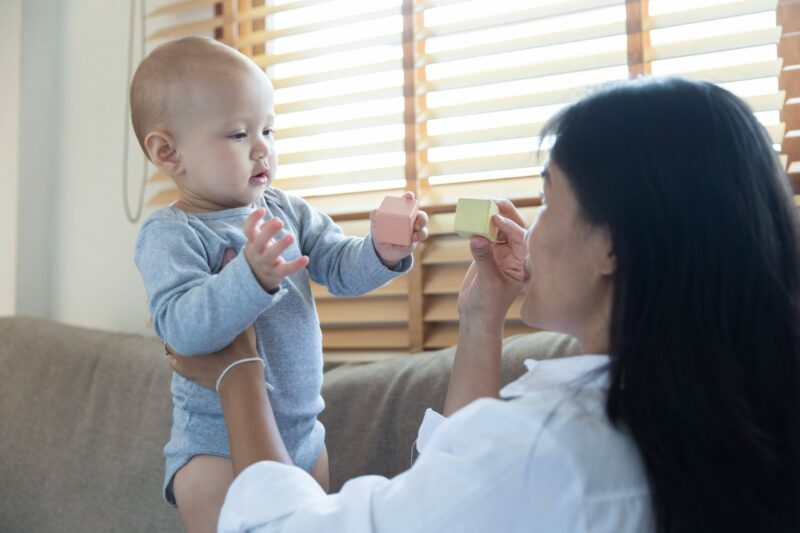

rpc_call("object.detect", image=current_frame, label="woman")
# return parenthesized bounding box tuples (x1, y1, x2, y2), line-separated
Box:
(169, 77, 800, 532)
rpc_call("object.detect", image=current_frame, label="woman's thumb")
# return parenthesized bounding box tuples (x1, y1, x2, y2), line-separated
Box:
(469, 236, 494, 264)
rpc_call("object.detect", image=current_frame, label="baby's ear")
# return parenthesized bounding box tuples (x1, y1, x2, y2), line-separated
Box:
(144, 131, 183, 177)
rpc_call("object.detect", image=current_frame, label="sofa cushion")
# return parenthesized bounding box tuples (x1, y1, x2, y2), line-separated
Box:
(320, 331, 581, 492)
(0, 316, 182, 532)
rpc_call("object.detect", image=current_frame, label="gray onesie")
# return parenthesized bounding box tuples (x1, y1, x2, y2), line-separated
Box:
(135, 187, 411, 505)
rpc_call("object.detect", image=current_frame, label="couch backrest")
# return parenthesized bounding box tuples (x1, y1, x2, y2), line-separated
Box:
(0, 316, 182, 532)
(320, 331, 581, 491)
(0, 317, 581, 530)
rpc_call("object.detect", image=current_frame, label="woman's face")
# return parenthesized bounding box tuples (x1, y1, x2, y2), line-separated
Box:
(520, 161, 615, 352)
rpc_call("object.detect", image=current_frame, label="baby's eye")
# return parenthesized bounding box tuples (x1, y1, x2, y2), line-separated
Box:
(262, 129, 273, 137)
(229, 132, 247, 141)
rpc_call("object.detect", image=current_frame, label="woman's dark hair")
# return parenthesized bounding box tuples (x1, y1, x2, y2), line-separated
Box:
(541, 77, 800, 532)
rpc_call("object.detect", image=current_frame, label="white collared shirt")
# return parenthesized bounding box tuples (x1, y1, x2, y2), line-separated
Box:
(218, 355, 655, 533)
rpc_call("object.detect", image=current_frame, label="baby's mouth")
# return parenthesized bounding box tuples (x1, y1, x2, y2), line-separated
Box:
(250, 171, 270, 184)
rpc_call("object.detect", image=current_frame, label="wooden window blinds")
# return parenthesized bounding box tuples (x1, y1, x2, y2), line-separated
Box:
(140, 0, 797, 362)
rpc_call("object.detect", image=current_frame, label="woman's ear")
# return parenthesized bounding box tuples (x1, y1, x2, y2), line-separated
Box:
(144, 131, 183, 177)
(593, 226, 616, 278)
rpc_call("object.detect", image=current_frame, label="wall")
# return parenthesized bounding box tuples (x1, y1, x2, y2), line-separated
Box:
(0, 0, 22, 316)
(15, 0, 208, 336)
(16, 0, 61, 319)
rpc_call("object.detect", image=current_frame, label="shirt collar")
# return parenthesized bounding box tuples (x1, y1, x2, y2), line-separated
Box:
(500, 354, 611, 399)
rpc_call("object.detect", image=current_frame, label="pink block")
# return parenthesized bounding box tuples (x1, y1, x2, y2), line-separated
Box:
(374, 195, 419, 246)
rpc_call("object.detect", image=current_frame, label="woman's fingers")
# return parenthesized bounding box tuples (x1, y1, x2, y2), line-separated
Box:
(491, 214, 526, 244)
(492, 198, 527, 228)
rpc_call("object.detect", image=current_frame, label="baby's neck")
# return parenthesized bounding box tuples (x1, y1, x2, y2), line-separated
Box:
(172, 192, 253, 213)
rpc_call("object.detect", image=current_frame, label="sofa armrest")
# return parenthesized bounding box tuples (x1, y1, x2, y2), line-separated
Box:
(320, 331, 580, 491)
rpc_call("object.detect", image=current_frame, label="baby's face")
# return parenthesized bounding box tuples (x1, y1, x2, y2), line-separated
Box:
(173, 65, 277, 210)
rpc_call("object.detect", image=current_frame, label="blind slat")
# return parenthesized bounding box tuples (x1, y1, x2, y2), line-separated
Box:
(276, 86, 402, 114)
(275, 166, 406, 192)
(279, 113, 404, 140)
(304, 188, 408, 218)
(273, 59, 401, 90)
(420, 0, 623, 40)
(148, 0, 218, 18)
(263, 34, 402, 67)
(148, 16, 226, 41)
(322, 326, 408, 349)
(421, 152, 544, 179)
(424, 86, 589, 121)
(420, 21, 626, 67)
(420, 50, 628, 94)
(317, 298, 408, 325)
(280, 140, 405, 165)
(424, 264, 468, 294)
(236, 6, 400, 46)
(424, 322, 533, 348)
(677, 58, 783, 84)
(425, 294, 522, 321)
(310, 277, 408, 300)
(421, 177, 542, 208)
(422, 238, 473, 265)
(423, 123, 546, 150)
(647, 27, 782, 62)
(646, 0, 778, 31)
(768, 123, 786, 143)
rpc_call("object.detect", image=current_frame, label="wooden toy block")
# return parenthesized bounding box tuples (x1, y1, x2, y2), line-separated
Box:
(374, 195, 419, 246)
(454, 198, 499, 240)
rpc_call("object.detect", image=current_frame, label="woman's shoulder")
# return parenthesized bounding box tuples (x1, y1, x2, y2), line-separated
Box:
(453, 386, 649, 492)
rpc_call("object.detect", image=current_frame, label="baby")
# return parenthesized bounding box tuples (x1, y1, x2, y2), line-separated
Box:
(131, 36, 428, 532)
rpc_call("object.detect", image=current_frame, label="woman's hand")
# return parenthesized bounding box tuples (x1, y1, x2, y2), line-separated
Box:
(167, 326, 259, 390)
(457, 199, 528, 325)
(168, 326, 294, 476)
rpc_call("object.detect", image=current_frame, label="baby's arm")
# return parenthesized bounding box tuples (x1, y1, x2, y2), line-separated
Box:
(135, 216, 279, 355)
(279, 192, 412, 296)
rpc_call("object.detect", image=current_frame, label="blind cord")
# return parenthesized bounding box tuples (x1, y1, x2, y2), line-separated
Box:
(122, 0, 148, 224)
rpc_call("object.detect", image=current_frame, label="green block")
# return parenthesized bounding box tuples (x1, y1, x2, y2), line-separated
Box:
(454, 198, 499, 240)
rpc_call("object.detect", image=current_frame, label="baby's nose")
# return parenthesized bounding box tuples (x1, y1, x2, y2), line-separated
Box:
(251, 141, 269, 160)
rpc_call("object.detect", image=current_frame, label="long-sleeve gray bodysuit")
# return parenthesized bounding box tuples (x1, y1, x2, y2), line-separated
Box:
(135, 188, 411, 505)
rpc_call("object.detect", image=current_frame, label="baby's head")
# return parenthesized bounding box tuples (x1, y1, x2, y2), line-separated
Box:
(131, 36, 276, 211)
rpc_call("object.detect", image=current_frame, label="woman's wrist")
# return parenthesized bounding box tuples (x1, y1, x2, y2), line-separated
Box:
(459, 311, 506, 336)
(217, 359, 292, 476)
(217, 357, 264, 398)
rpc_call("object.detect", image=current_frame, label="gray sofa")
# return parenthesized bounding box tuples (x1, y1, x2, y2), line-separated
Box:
(0, 316, 580, 532)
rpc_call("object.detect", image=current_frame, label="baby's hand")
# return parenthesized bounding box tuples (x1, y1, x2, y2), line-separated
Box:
(243, 208, 309, 293)
(371, 191, 430, 269)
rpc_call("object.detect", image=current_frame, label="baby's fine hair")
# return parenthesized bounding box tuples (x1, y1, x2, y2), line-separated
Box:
(129, 36, 254, 158)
